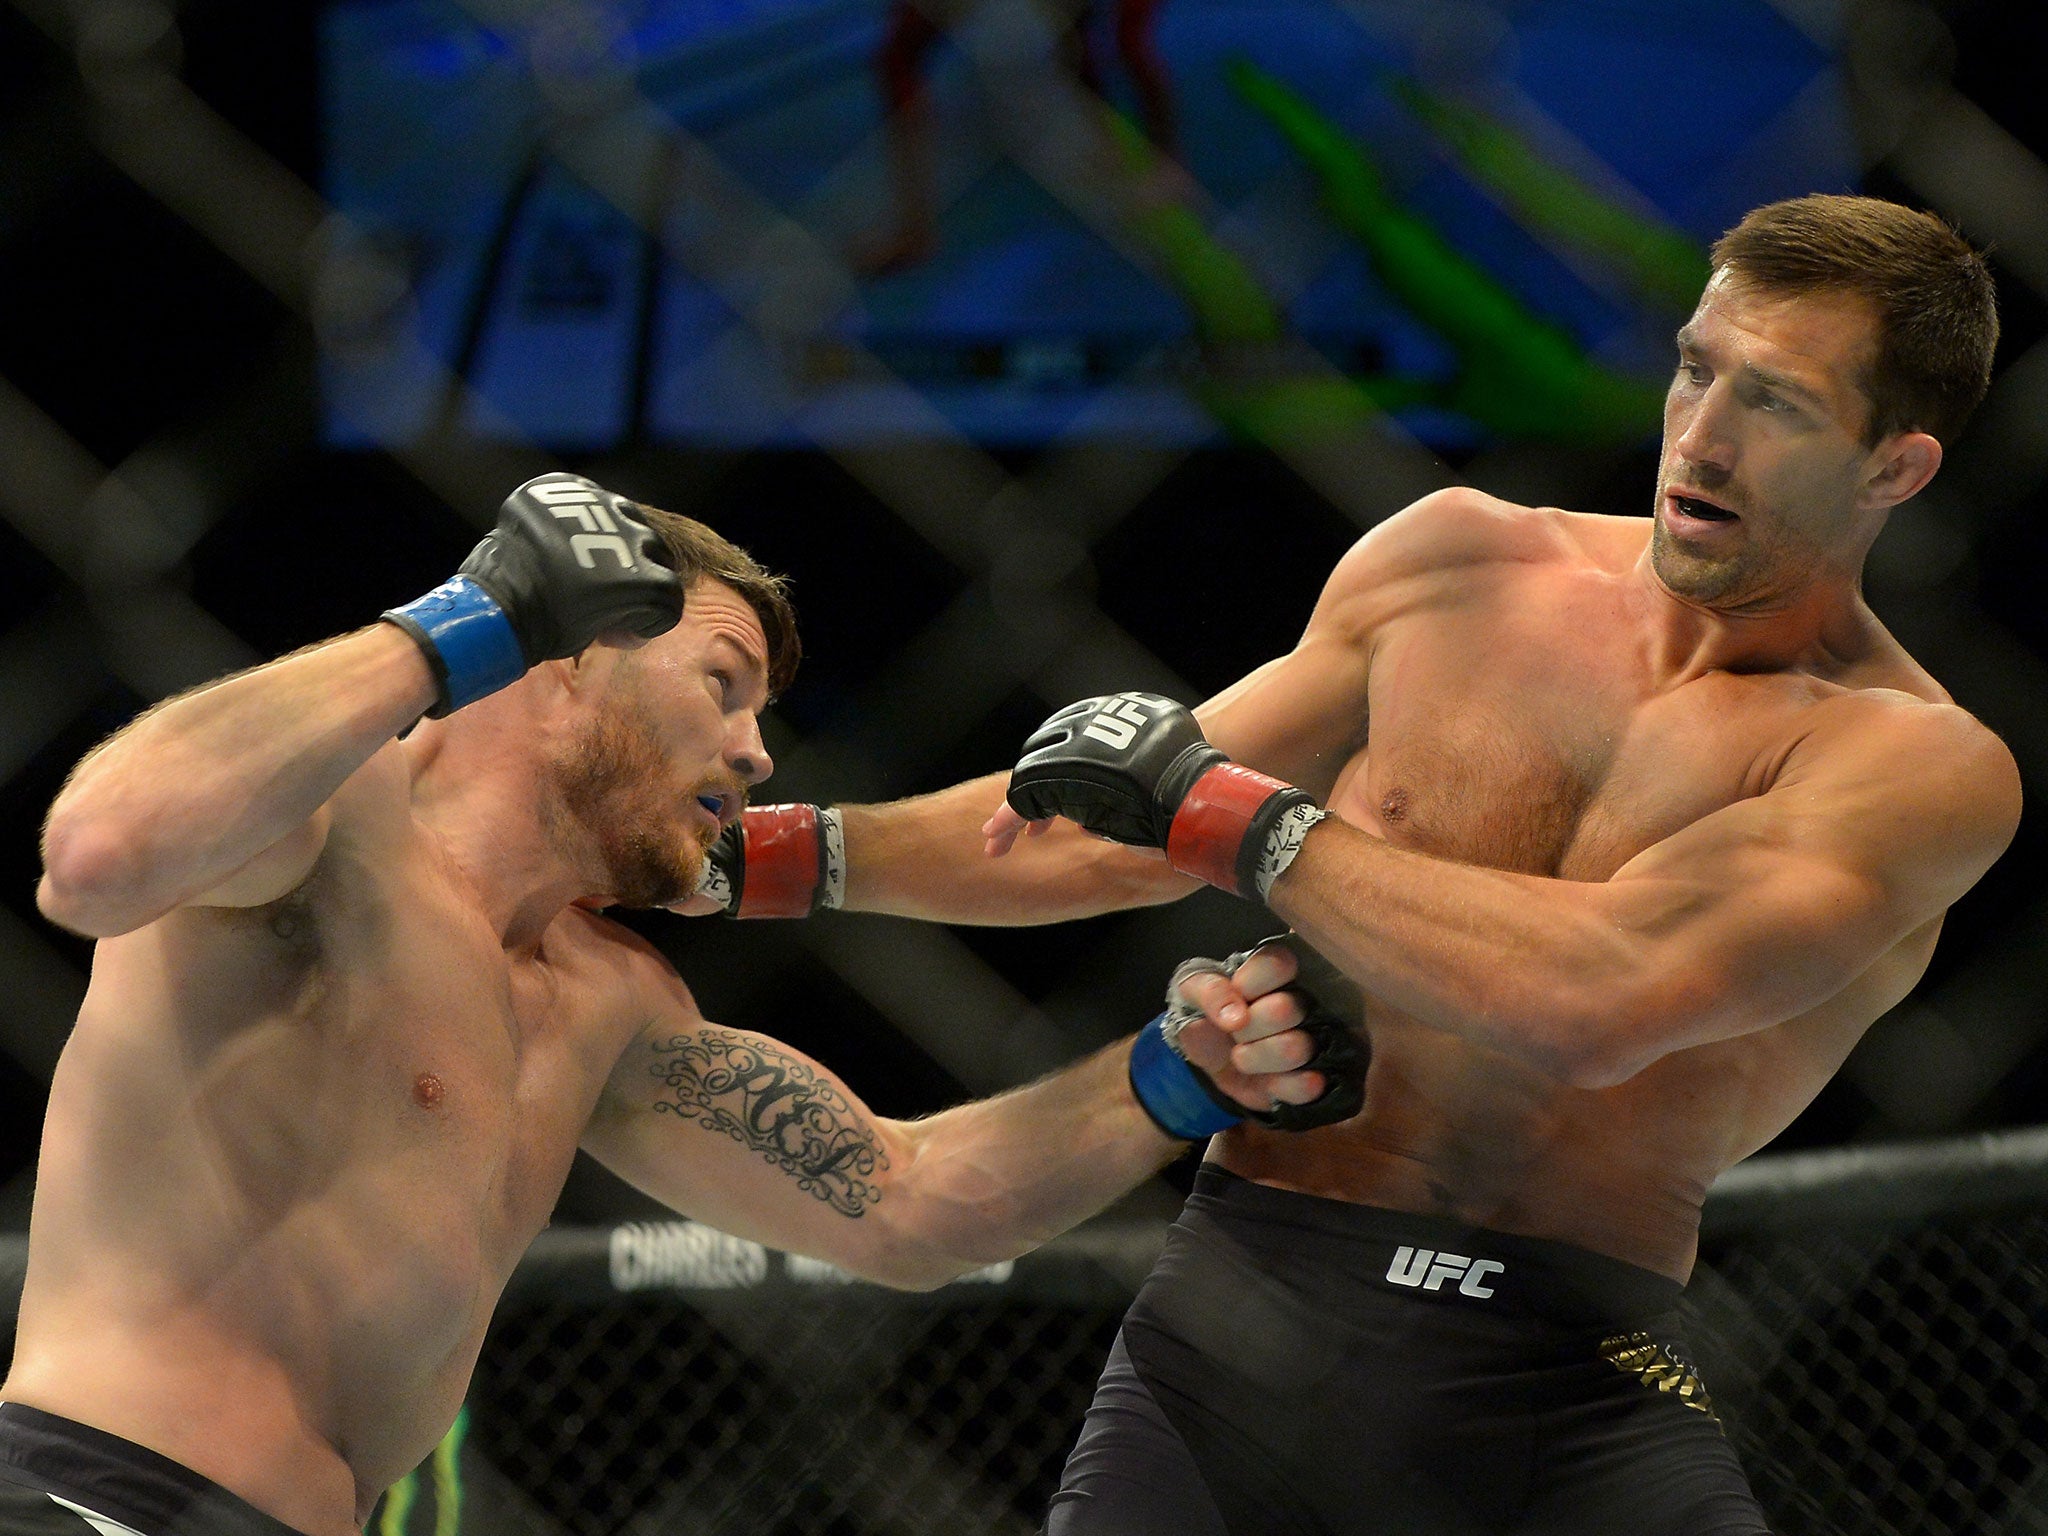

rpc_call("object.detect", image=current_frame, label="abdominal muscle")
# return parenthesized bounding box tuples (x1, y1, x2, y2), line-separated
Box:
(1207, 1019, 1724, 1281)
(8, 1097, 514, 1533)
(1208, 931, 1921, 1283)
(6, 1277, 487, 1536)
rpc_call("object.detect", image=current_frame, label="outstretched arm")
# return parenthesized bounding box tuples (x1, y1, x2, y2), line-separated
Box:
(673, 772, 1191, 924)
(582, 946, 1332, 1290)
(690, 491, 1529, 930)
(838, 774, 1195, 924)
(689, 549, 1387, 928)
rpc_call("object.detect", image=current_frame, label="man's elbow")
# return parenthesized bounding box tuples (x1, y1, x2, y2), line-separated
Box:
(852, 1253, 966, 1293)
(831, 1233, 990, 1293)
(1546, 1033, 1655, 1091)
(843, 1189, 1035, 1292)
(1497, 1012, 1629, 1090)
(37, 816, 147, 937)
(1530, 965, 1731, 1089)
(1492, 956, 1681, 1088)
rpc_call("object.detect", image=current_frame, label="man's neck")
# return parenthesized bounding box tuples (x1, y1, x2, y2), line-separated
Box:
(404, 718, 592, 952)
(1629, 544, 1872, 686)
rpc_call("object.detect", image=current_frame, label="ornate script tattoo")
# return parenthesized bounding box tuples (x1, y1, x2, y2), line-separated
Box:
(648, 1031, 888, 1217)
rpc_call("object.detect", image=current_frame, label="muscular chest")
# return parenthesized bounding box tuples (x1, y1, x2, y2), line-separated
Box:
(1337, 608, 1802, 879)
(328, 875, 629, 1237)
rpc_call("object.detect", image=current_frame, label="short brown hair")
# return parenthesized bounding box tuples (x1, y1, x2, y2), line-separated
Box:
(1710, 193, 1998, 445)
(630, 502, 800, 696)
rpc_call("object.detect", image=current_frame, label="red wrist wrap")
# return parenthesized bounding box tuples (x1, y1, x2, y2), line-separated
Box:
(1165, 763, 1294, 896)
(737, 804, 824, 918)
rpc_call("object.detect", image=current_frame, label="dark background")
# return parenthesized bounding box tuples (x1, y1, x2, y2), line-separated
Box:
(3, 0, 2046, 1231)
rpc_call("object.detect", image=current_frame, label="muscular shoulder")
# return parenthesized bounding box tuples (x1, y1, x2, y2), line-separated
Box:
(1335, 487, 1599, 586)
(1798, 686, 2016, 783)
(1780, 687, 2021, 866)
(549, 906, 699, 1017)
(1308, 488, 1591, 634)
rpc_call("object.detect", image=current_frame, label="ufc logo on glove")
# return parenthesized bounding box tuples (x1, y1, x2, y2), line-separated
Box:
(528, 478, 635, 570)
(1081, 695, 1163, 751)
(1007, 691, 1327, 901)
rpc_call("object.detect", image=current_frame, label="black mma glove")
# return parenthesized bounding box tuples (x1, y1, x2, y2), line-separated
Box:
(696, 804, 846, 918)
(1128, 935, 1369, 1139)
(383, 473, 684, 717)
(1006, 692, 1327, 900)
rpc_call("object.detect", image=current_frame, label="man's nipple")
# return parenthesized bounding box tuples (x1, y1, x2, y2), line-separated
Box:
(1380, 787, 1409, 823)
(412, 1072, 445, 1109)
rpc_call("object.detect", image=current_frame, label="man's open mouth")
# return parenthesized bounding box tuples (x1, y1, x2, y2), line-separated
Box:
(1670, 493, 1738, 523)
(697, 793, 727, 821)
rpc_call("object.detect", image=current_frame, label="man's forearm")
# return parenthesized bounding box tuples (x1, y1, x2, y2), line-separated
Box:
(39, 625, 437, 934)
(839, 774, 1194, 925)
(875, 1038, 1179, 1286)
(1269, 819, 1652, 1084)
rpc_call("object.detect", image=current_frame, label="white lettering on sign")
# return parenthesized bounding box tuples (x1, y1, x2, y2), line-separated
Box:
(608, 1220, 770, 1292)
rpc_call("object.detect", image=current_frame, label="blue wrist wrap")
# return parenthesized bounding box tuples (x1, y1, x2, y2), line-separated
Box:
(1128, 1011, 1243, 1141)
(384, 576, 526, 716)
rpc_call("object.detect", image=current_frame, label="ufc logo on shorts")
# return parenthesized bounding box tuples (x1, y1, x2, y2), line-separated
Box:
(1385, 1245, 1505, 1298)
(530, 480, 633, 570)
(1082, 695, 1158, 750)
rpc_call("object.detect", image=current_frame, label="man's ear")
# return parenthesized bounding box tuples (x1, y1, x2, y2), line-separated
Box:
(1860, 430, 1942, 511)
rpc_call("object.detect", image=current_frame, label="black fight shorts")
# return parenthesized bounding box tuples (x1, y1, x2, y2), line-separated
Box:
(1047, 1168, 1771, 1536)
(0, 1403, 310, 1536)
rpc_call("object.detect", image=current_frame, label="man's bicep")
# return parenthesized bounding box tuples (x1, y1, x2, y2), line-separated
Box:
(1197, 637, 1371, 798)
(584, 1018, 907, 1261)
(1611, 828, 1894, 1031)
(1664, 700, 2013, 923)
(1605, 706, 2020, 1035)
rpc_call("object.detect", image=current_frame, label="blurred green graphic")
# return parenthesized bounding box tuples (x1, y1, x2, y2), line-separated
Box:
(1112, 58, 1705, 450)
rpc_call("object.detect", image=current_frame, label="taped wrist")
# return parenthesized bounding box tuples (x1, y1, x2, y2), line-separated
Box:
(382, 576, 526, 717)
(1164, 763, 1327, 899)
(1128, 1009, 1244, 1141)
(708, 805, 846, 918)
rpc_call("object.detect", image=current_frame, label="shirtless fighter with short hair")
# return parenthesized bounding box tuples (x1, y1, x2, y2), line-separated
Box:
(0, 476, 1345, 1536)
(697, 194, 2022, 1531)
